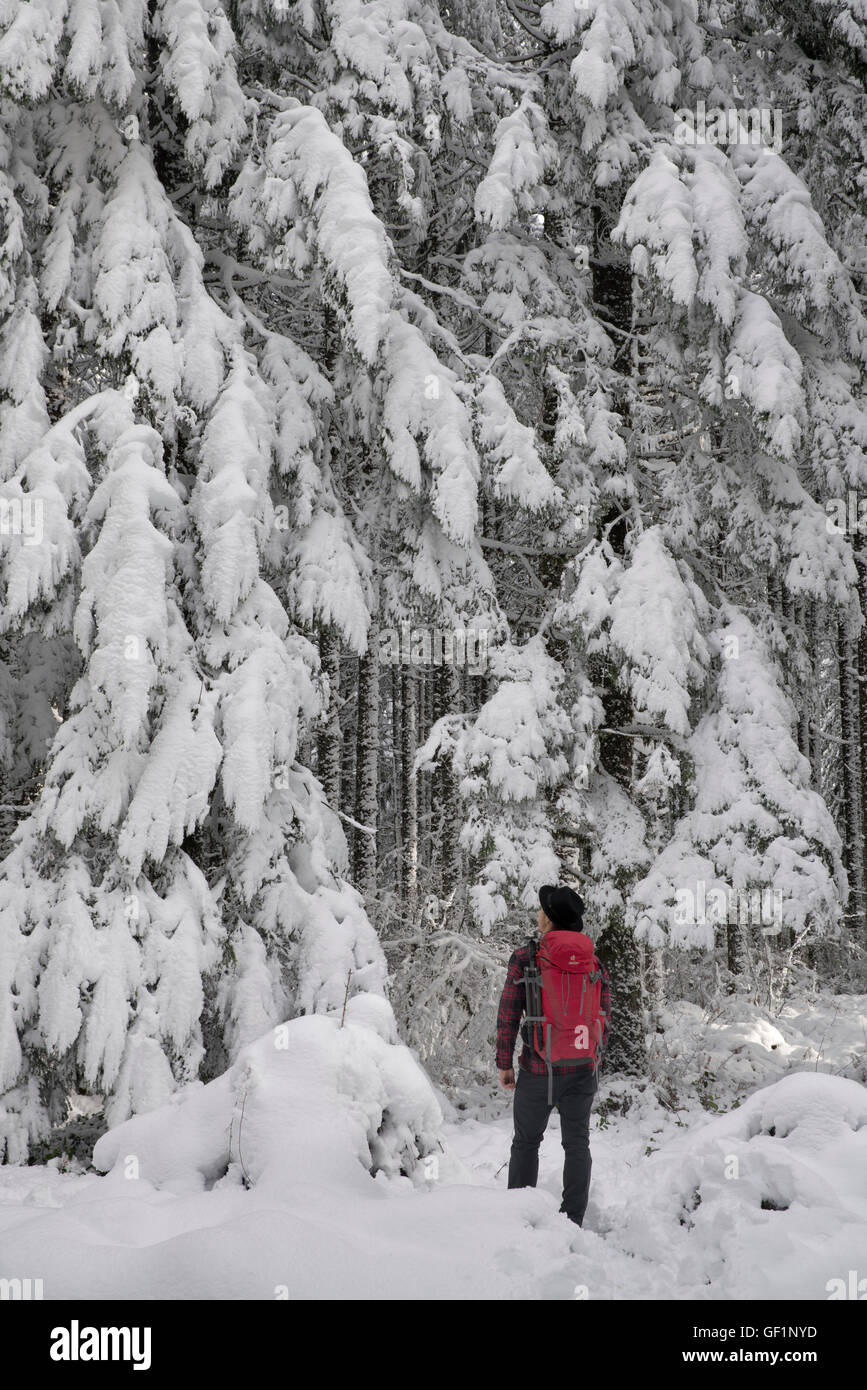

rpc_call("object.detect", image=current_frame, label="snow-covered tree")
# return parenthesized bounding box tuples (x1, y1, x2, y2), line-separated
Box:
(632, 606, 846, 975)
(2, 0, 866, 1140)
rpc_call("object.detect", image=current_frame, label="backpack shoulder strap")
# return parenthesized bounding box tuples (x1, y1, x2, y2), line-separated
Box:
(521, 938, 544, 1028)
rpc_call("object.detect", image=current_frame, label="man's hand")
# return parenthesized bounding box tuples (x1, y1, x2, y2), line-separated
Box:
(498, 1068, 515, 1090)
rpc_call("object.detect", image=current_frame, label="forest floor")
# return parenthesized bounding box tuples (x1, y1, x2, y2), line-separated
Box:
(0, 991, 865, 1300)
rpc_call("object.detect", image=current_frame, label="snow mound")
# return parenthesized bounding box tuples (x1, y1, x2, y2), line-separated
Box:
(601, 1072, 867, 1298)
(92, 1009, 443, 1196)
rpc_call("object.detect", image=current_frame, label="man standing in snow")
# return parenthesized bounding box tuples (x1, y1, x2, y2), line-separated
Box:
(496, 885, 610, 1227)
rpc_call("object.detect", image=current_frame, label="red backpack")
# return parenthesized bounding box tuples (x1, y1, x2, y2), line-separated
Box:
(522, 930, 607, 1102)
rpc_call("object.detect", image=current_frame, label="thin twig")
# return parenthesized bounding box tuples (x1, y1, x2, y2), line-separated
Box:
(235, 1087, 251, 1187)
(340, 969, 352, 1027)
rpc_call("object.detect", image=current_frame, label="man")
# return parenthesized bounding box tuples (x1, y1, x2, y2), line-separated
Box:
(496, 884, 611, 1227)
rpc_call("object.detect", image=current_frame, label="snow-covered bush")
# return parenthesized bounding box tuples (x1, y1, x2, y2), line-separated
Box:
(92, 1004, 443, 1195)
(646, 991, 867, 1113)
(626, 1072, 867, 1299)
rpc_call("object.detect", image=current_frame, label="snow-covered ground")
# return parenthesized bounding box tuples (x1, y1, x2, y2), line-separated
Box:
(1, 993, 865, 1301)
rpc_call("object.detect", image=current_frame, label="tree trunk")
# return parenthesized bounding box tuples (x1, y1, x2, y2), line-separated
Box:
(587, 195, 647, 1071)
(434, 660, 461, 906)
(856, 534, 867, 947)
(837, 615, 864, 935)
(590, 563, 647, 1075)
(421, 667, 434, 880)
(726, 917, 743, 985)
(316, 624, 341, 810)
(593, 662, 647, 1076)
(340, 653, 358, 866)
(401, 663, 419, 923)
(352, 621, 380, 908)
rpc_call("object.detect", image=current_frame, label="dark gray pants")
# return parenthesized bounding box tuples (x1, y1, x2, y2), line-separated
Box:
(507, 1065, 598, 1225)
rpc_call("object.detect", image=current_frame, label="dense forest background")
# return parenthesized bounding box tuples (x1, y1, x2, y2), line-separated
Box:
(1, 0, 866, 1161)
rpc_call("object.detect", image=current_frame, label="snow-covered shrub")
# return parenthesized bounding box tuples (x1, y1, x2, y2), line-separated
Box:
(92, 1005, 443, 1195)
(631, 1072, 867, 1299)
(646, 991, 867, 1112)
(384, 928, 513, 1089)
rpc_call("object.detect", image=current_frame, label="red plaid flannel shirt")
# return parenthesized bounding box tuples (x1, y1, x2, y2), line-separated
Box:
(495, 939, 612, 1073)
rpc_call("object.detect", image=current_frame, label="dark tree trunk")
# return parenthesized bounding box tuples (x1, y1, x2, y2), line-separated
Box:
(401, 664, 419, 923)
(837, 615, 864, 934)
(352, 621, 380, 908)
(434, 660, 461, 904)
(316, 625, 342, 810)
